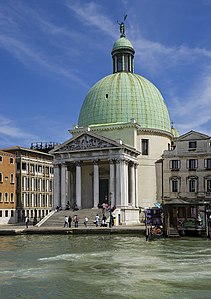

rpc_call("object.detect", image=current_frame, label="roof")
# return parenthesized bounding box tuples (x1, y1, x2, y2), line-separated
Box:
(112, 36, 134, 53)
(78, 72, 171, 133)
(50, 131, 140, 156)
(1, 146, 53, 157)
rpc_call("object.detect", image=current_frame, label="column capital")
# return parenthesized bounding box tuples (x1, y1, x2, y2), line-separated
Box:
(134, 163, 138, 169)
(129, 161, 138, 167)
(75, 161, 82, 166)
(116, 158, 129, 165)
(116, 158, 125, 164)
(93, 159, 99, 165)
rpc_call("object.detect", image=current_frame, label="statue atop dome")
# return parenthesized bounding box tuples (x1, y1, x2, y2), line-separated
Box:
(117, 14, 127, 37)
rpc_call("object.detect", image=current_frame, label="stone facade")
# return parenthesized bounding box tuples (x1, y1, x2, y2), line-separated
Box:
(51, 124, 172, 225)
(3, 147, 54, 223)
(0, 150, 16, 224)
(157, 131, 211, 203)
(50, 24, 174, 225)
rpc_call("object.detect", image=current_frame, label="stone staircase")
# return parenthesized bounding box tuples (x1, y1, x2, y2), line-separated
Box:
(40, 208, 109, 228)
(168, 228, 180, 237)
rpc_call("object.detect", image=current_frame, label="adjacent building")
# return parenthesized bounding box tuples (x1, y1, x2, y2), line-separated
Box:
(3, 146, 54, 223)
(156, 131, 211, 235)
(0, 150, 16, 224)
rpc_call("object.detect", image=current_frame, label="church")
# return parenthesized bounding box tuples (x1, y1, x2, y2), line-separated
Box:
(50, 21, 177, 225)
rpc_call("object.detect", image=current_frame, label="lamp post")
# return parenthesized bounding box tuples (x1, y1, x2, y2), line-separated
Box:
(109, 192, 112, 228)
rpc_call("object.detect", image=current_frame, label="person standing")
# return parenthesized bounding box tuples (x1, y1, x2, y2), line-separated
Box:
(25, 216, 29, 228)
(84, 216, 88, 227)
(95, 214, 99, 227)
(74, 215, 79, 227)
(68, 215, 72, 228)
(64, 216, 68, 227)
(101, 214, 107, 227)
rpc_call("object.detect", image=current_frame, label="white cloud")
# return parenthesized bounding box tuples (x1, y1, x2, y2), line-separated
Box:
(170, 69, 211, 134)
(65, 1, 117, 38)
(0, 116, 37, 146)
(0, 2, 89, 88)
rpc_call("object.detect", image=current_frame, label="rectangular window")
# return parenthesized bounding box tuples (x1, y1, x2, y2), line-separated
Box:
(189, 179, 196, 192)
(0, 156, 2, 162)
(141, 139, 149, 155)
(0, 193, 2, 202)
(50, 180, 52, 191)
(11, 193, 14, 202)
(10, 157, 14, 164)
(22, 163, 27, 170)
(189, 141, 197, 149)
(205, 159, 211, 170)
(207, 180, 211, 192)
(170, 160, 180, 170)
(0, 211, 2, 217)
(5, 193, 8, 202)
(172, 180, 178, 192)
(42, 180, 45, 192)
(11, 210, 14, 217)
(187, 159, 197, 170)
(10, 174, 14, 183)
(0, 173, 2, 182)
(30, 164, 35, 173)
(5, 210, 8, 217)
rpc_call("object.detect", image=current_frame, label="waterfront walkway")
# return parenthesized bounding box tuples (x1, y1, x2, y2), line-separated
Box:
(0, 224, 145, 236)
(0, 208, 146, 235)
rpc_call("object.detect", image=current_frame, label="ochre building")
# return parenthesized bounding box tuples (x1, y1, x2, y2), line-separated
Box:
(3, 146, 54, 223)
(0, 150, 16, 224)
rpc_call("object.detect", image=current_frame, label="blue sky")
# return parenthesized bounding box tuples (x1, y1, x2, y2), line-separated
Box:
(0, 0, 211, 148)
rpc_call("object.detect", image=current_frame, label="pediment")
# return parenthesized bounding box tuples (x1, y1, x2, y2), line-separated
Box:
(177, 130, 210, 141)
(50, 132, 121, 154)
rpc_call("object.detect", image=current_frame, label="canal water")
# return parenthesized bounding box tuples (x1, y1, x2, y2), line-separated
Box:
(0, 235, 211, 299)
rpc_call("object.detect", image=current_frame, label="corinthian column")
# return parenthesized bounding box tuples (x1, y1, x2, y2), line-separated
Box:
(61, 163, 66, 209)
(93, 160, 99, 208)
(53, 164, 60, 208)
(130, 162, 136, 207)
(76, 161, 82, 209)
(115, 159, 121, 206)
(109, 160, 115, 205)
(123, 160, 129, 207)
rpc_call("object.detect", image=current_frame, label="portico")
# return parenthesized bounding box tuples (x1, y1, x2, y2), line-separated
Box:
(50, 131, 140, 225)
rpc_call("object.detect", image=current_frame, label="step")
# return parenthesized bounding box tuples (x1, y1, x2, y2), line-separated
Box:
(40, 208, 110, 228)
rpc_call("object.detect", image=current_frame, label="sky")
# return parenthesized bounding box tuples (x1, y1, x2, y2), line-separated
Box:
(0, 0, 211, 148)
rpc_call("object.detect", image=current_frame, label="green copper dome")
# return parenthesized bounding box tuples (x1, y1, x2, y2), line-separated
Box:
(78, 72, 171, 132)
(78, 20, 172, 134)
(112, 37, 134, 52)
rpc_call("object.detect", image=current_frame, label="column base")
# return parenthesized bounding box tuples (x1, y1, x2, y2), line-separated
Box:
(113, 207, 140, 226)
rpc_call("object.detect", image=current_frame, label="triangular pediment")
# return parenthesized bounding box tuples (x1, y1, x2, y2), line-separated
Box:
(50, 132, 123, 154)
(177, 130, 210, 141)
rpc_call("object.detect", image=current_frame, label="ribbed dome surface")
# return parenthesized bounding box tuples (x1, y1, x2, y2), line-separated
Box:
(78, 72, 171, 132)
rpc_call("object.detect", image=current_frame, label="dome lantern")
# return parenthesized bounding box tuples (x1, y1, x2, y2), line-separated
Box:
(78, 19, 172, 135)
(112, 16, 135, 74)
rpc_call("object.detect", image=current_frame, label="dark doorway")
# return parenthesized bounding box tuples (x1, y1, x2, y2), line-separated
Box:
(99, 179, 109, 205)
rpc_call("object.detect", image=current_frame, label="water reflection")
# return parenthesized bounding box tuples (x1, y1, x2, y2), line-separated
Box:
(0, 235, 211, 299)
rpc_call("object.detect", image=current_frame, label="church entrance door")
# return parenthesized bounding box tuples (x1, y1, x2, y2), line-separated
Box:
(99, 179, 108, 205)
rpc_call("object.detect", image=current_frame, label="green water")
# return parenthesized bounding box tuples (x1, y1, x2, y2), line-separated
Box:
(0, 235, 211, 299)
